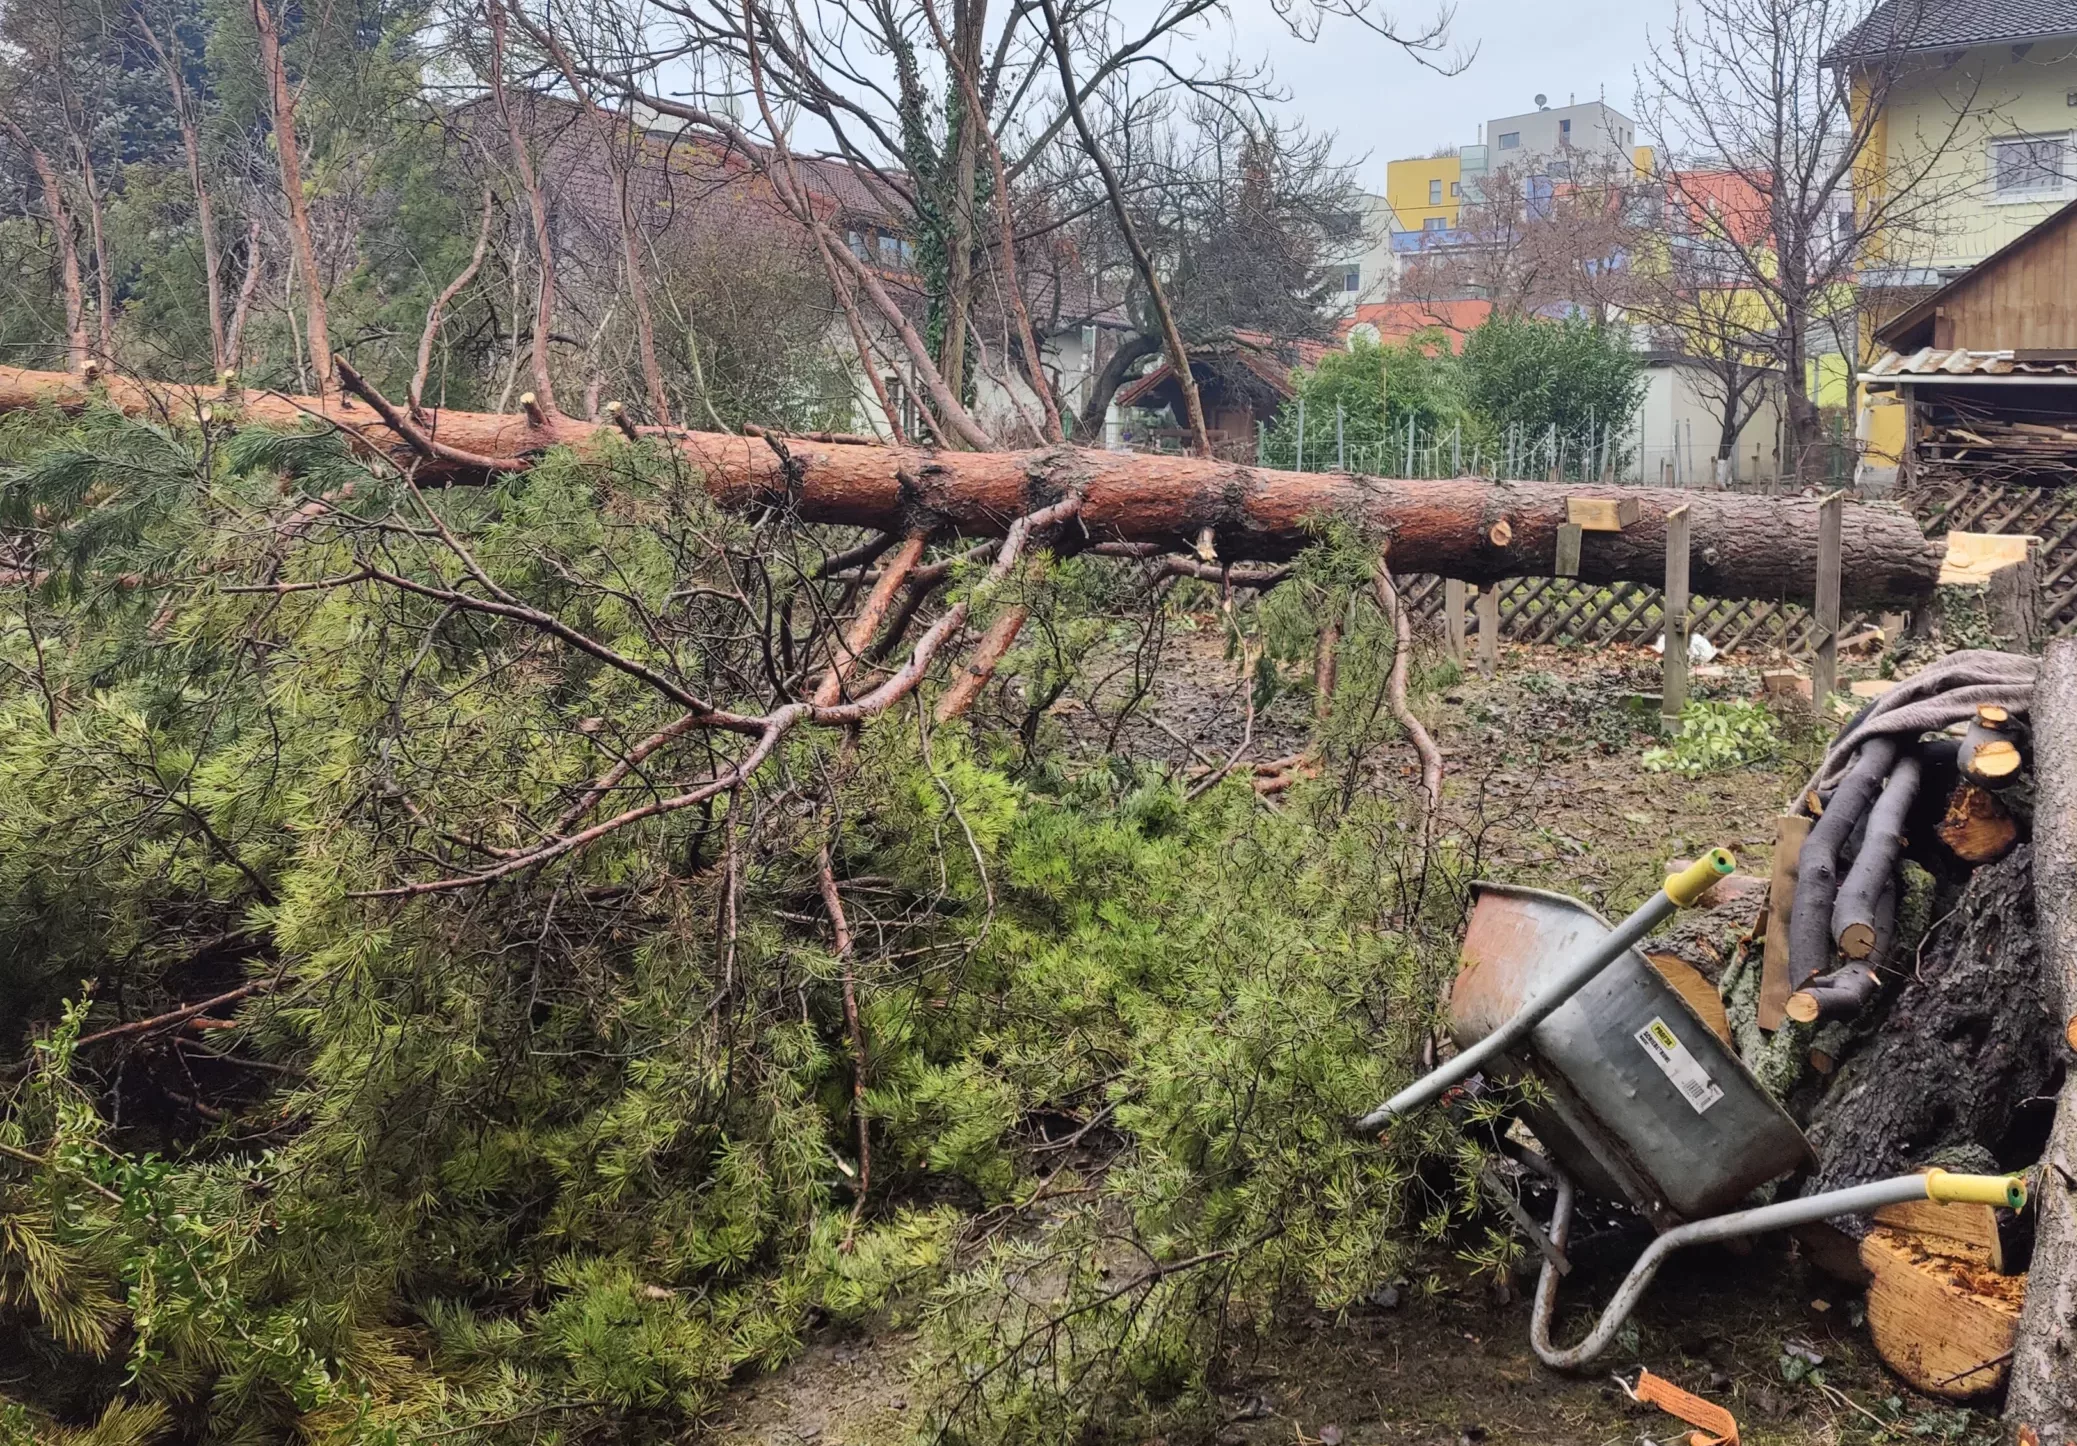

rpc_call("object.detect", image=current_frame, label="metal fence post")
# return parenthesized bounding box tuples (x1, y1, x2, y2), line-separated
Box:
(1813, 491, 1844, 709)
(1662, 504, 1691, 730)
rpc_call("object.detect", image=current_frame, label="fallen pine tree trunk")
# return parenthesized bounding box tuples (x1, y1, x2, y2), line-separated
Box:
(0, 364, 1947, 608)
(2009, 637, 2077, 1441)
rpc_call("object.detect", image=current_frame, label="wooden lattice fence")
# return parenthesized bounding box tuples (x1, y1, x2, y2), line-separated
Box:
(1400, 474, 2077, 654)
(1899, 474, 2077, 636)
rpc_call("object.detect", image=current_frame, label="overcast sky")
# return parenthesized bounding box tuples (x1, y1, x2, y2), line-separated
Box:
(1216, 0, 1672, 192)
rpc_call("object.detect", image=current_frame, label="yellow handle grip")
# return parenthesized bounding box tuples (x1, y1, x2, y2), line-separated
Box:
(1925, 1168, 2027, 1211)
(1664, 848, 1736, 908)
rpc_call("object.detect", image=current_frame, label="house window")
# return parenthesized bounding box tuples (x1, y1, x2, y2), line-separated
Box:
(1991, 133, 2069, 198)
(878, 232, 902, 265)
(847, 229, 868, 261)
(1498, 131, 1520, 150)
(1559, 118, 1571, 142)
(1449, 181, 1460, 197)
(1423, 216, 1447, 231)
(1429, 179, 1442, 204)
(1343, 264, 1361, 291)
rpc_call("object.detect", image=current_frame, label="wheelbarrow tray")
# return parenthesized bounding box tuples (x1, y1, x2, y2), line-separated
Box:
(1449, 883, 1811, 1226)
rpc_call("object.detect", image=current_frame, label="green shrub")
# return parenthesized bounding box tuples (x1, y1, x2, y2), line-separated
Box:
(1642, 699, 1783, 776)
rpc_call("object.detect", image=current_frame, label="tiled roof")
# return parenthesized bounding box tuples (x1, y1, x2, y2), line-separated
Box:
(455, 93, 1124, 333)
(1830, 0, 2077, 60)
(1114, 334, 1332, 409)
(1344, 299, 1492, 351)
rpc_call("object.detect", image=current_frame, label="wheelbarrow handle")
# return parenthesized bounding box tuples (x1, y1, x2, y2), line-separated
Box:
(1355, 849, 1736, 1133)
(1530, 1166, 2028, 1370)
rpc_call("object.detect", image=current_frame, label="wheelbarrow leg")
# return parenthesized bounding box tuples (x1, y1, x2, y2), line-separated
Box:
(1526, 1167, 2028, 1371)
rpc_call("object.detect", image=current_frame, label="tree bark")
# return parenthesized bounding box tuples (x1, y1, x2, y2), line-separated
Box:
(135, 1, 226, 375)
(1834, 754, 1920, 959)
(2008, 639, 2077, 1442)
(1802, 847, 2058, 1208)
(0, 363, 1949, 607)
(225, 220, 262, 373)
(1076, 332, 1160, 443)
(1791, 739, 1901, 991)
(0, 120, 90, 372)
(485, 0, 556, 417)
(251, 0, 332, 400)
(1791, 877, 1892, 1025)
(410, 185, 495, 412)
(63, 119, 116, 361)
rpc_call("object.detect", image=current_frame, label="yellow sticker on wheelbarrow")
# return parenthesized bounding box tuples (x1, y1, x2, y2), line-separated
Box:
(1635, 1016, 1725, 1114)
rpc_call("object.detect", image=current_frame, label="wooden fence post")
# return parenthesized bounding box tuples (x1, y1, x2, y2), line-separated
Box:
(1814, 491, 1844, 709)
(1663, 504, 1691, 729)
(1477, 583, 1500, 676)
(1445, 578, 1467, 665)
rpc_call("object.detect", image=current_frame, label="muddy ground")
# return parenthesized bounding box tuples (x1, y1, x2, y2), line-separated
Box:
(714, 620, 2002, 1446)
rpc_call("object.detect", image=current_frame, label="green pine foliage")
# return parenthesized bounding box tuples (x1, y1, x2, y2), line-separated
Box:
(0, 406, 1475, 1442)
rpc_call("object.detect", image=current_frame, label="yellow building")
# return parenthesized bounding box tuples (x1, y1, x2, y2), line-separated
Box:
(1836, 2, 2077, 481)
(1850, 15, 2077, 272)
(1385, 154, 1462, 233)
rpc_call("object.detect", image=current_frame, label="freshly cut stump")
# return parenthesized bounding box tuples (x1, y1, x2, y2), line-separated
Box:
(1860, 1226, 2023, 1398)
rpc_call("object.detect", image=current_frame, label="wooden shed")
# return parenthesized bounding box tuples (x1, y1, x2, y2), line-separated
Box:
(1863, 199, 2077, 486)
(1115, 333, 1330, 458)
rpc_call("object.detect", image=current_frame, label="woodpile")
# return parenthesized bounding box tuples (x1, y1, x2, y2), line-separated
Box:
(1743, 642, 2077, 1437)
(1919, 402, 2077, 484)
(1783, 700, 2030, 1028)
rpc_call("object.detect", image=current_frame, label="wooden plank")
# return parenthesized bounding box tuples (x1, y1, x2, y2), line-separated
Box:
(1567, 495, 1641, 531)
(1554, 522, 1584, 577)
(1444, 577, 1467, 664)
(1859, 1226, 2023, 1399)
(1814, 491, 1843, 707)
(1476, 582, 1500, 675)
(1662, 504, 1691, 727)
(1940, 530, 2040, 585)
(1759, 813, 1811, 1032)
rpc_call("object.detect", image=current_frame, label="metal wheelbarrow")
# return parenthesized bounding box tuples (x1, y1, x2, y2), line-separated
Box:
(1356, 850, 2029, 1370)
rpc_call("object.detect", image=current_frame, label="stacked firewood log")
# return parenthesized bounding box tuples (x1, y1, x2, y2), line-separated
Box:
(1786, 703, 2028, 1024)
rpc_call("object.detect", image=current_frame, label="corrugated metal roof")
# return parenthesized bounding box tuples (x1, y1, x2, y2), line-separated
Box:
(1861, 347, 2077, 379)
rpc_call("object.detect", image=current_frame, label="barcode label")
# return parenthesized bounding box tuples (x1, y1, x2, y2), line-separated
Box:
(1635, 1016, 1725, 1114)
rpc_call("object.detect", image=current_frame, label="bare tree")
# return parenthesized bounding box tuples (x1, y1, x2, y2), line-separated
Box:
(252, 0, 334, 398)
(0, 111, 91, 371)
(1047, 99, 1369, 439)
(134, 0, 228, 375)
(1637, 0, 1983, 477)
(1393, 155, 1637, 319)
(1620, 168, 1784, 480)
(512, 0, 1444, 451)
